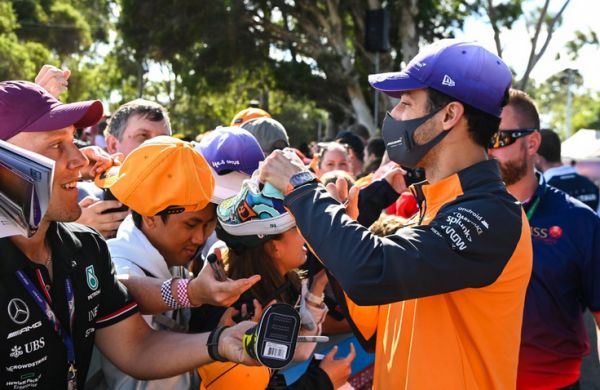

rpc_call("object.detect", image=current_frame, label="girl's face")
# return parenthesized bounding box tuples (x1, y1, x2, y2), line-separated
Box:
(269, 228, 307, 275)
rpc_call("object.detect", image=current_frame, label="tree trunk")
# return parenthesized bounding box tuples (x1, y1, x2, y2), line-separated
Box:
(399, 0, 419, 62)
(347, 80, 376, 135)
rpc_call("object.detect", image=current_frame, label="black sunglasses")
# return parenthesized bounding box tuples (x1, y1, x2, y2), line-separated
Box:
(488, 128, 537, 149)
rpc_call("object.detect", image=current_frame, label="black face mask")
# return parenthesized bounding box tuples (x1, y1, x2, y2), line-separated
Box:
(382, 108, 448, 169)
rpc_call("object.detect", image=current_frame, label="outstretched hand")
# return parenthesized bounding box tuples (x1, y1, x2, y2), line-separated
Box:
(188, 256, 261, 307)
(35, 64, 71, 98)
(319, 343, 356, 389)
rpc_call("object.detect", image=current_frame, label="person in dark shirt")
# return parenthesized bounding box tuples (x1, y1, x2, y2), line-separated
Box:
(536, 128, 599, 212)
(0, 80, 258, 389)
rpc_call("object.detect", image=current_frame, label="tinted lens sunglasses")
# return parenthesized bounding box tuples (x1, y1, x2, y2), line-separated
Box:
(488, 128, 537, 149)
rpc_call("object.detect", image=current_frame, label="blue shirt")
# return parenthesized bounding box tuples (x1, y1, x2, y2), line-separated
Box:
(519, 174, 600, 385)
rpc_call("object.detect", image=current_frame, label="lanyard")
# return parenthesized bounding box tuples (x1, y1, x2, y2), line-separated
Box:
(525, 196, 541, 221)
(16, 269, 77, 389)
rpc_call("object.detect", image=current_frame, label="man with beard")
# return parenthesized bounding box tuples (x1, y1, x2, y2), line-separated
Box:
(258, 39, 533, 389)
(489, 89, 600, 390)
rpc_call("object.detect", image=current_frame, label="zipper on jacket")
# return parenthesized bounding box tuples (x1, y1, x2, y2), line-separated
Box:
(410, 184, 427, 224)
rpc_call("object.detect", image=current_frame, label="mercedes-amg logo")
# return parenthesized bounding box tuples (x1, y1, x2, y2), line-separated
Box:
(8, 298, 30, 324)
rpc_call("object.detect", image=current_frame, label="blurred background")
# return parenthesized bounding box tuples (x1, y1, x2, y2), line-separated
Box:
(1, 0, 599, 164)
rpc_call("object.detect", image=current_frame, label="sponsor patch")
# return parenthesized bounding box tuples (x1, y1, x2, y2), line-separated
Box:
(531, 225, 563, 243)
(10, 338, 45, 359)
(437, 208, 491, 251)
(7, 321, 42, 340)
(87, 289, 101, 301)
(86, 265, 99, 291)
(88, 305, 99, 322)
(6, 356, 47, 372)
(5, 373, 41, 389)
(8, 299, 30, 325)
(84, 328, 95, 338)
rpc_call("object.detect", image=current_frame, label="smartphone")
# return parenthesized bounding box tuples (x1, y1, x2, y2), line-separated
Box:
(101, 189, 129, 214)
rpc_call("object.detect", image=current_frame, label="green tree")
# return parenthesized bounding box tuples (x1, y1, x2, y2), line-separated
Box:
(0, 1, 52, 81)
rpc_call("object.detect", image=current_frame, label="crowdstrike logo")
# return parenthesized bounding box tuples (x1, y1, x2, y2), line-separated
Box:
(442, 74, 455, 87)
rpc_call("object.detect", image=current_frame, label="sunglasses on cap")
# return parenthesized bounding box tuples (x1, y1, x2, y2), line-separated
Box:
(488, 128, 537, 149)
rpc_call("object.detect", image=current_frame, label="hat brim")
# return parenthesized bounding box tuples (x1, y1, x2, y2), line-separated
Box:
(368, 72, 427, 98)
(24, 100, 104, 132)
(94, 165, 121, 189)
(211, 169, 251, 204)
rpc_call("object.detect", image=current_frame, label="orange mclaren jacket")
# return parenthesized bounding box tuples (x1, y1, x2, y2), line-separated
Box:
(284, 159, 533, 389)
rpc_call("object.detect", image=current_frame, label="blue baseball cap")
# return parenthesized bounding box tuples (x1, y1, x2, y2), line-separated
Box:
(368, 39, 512, 118)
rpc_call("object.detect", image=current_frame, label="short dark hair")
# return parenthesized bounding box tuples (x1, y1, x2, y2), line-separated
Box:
(347, 123, 370, 142)
(366, 137, 385, 159)
(426, 87, 508, 148)
(538, 129, 562, 163)
(106, 99, 171, 140)
(131, 210, 169, 230)
(336, 131, 365, 162)
(506, 89, 540, 129)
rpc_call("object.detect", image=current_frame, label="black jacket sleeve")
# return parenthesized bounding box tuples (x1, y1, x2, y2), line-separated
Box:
(285, 183, 523, 306)
(356, 179, 400, 227)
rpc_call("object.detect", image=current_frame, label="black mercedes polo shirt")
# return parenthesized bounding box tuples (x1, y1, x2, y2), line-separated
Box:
(0, 222, 138, 389)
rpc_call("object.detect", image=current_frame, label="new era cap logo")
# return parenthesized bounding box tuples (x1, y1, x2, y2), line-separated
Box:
(442, 75, 455, 87)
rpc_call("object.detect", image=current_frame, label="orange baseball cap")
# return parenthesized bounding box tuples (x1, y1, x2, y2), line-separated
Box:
(95, 136, 215, 216)
(230, 107, 271, 126)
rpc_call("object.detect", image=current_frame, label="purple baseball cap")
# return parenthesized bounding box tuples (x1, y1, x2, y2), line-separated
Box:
(368, 39, 512, 117)
(0, 80, 104, 141)
(195, 126, 265, 204)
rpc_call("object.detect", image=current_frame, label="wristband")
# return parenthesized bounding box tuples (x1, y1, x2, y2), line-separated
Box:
(305, 291, 325, 306)
(175, 278, 192, 307)
(207, 326, 230, 362)
(160, 278, 181, 309)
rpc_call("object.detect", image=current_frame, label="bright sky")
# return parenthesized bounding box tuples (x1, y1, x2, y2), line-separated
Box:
(456, 0, 600, 90)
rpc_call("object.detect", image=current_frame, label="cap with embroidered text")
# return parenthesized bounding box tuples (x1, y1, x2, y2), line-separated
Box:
(195, 126, 264, 204)
(368, 39, 511, 117)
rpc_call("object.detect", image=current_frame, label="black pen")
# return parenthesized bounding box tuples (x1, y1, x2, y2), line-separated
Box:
(206, 253, 228, 282)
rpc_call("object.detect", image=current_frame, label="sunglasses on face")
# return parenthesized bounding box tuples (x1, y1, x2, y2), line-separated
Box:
(488, 128, 537, 149)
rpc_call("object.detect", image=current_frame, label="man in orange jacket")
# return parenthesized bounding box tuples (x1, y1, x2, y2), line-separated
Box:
(259, 39, 533, 389)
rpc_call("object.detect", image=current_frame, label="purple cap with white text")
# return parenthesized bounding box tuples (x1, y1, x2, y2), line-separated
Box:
(368, 39, 512, 117)
(197, 126, 264, 176)
(195, 126, 264, 204)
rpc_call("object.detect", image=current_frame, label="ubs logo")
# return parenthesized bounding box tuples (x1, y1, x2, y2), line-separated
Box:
(9, 337, 45, 359)
(8, 298, 30, 324)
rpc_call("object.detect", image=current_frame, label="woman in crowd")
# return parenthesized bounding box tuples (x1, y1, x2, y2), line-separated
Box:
(191, 179, 354, 389)
(315, 142, 353, 178)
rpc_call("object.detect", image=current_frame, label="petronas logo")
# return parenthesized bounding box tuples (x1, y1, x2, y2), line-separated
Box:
(86, 266, 99, 291)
